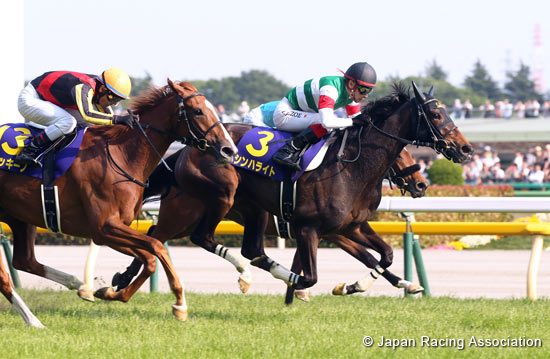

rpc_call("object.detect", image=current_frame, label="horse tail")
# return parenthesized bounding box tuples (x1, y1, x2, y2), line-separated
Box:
(143, 150, 181, 201)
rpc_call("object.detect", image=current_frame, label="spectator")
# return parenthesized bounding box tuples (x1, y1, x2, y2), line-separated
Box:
(528, 163, 544, 183)
(494, 101, 503, 118)
(463, 99, 473, 118)
(514, 101, 526, 118)
(504, 163, 522, 182)
(543, 100, 550, 117)
(452, 99, 462, 119)
(525, 99, 541, 118)
(501, 99, 513, 119)
(525, 147, 537, 165)
(237, 101, 250, 119)
(513, 152, 524, 172)
(480, 99, 495, 118)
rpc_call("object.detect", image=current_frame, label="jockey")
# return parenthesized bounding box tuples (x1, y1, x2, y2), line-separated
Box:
(272, 62, 376, 171)
(16, 68, 135, 167)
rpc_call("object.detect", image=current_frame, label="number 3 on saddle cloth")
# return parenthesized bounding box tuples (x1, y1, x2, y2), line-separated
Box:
(0, 123, 85, 232)
(230, 126, 331, 229)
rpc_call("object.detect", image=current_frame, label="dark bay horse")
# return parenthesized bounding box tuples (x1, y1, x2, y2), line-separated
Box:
(0, 79, 237, 327)
(113, 82, 469, 298)
(113, 143, 428, 294)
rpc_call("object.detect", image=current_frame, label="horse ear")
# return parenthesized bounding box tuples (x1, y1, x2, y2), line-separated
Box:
(428, 86, 434, 96)
(412, 81, 426, 103)
(167, 78, 176, 91)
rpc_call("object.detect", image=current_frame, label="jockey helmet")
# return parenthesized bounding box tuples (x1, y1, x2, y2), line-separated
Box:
(342, 62, 377, 89)
(98, 68, 132, 99)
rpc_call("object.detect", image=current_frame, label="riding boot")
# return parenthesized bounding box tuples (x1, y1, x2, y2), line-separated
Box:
(15, 133, 54, 168)
(273, 126, 322, 171)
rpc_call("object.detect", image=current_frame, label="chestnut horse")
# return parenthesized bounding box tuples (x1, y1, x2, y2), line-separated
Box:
(0, 79, 237, 327)
(113, 82, 469, 298)
(112, 145, 429, 296)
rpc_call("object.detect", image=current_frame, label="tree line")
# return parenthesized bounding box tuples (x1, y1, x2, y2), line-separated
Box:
(129, 59, 545, 112)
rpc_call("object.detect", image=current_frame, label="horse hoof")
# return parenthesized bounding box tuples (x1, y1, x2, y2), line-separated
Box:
(238, 268, 252, 294)
(94, 287, 115, 300)
(30, 320, 46, 329)
(172, 304, 188, 322)
(332, 283, 347, 296)
(77, 285, 95, 302)
(407, 284, 424, 294)
(294, 289, 310, 302)
(238, 278, 251, 294)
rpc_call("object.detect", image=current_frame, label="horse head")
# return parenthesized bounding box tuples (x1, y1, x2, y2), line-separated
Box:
(167, 79, 237, 164)
(411, 81, 472, 163)
(390, 148, 428, 198)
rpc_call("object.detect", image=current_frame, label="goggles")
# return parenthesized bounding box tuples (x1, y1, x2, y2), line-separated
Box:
(357, 85, 373, 95)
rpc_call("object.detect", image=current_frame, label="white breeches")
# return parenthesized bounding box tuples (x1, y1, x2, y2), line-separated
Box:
(18, 83, 77, 140)
(273, 98, 322, 132)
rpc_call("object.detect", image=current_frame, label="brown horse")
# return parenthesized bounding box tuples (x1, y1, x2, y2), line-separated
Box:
(113, 83, 467, 298)
(0, 79, 237, 327)
(112, 143, 429, 294)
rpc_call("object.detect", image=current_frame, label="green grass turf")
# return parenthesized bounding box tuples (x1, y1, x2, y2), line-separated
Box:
(0, 290, 548, 358)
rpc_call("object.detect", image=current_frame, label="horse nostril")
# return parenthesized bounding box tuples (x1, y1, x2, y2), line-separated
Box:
(461, 145, 473, 154)
(417, 182, 428, 191)
(221, 146, 236, 158)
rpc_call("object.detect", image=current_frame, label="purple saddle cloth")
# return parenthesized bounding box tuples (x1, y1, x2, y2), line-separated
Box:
(0, 123, 85, 179)
(230, 126, 326, 182)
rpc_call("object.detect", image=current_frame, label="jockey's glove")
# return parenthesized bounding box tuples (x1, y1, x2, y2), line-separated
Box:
(112, 114, 134, 129)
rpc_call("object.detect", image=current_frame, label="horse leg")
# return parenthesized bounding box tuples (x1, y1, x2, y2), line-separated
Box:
(189, 204, 252, 293)
(5, 215, 91, 300)
(283, 247, 311, 304)
(332, 226, 423, 295)
(96, 242, 188, 321)
(92, 220, 186, 321)
(293, 226, 320, 290)
(0, 239, 45, 328)
(111, 195, 203, 291)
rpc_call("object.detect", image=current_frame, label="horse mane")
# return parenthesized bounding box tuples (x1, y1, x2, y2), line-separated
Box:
(128, 85, 173, 115)
(356, 82, 410, 124)
(128, 81, 199, 115)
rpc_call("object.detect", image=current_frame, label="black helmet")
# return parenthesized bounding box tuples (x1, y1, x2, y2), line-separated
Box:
(343, 62, 377, 88)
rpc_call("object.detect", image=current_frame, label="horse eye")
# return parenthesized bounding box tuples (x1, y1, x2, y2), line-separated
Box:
(194, 109, 203, 115)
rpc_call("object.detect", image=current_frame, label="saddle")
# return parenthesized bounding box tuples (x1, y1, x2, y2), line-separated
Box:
(230, 127, 338, 238)
(0, 123, 86, 232)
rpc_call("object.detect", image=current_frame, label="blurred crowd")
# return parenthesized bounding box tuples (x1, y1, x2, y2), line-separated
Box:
(459, 145, 550, 184)
(451, 98, 550, 119)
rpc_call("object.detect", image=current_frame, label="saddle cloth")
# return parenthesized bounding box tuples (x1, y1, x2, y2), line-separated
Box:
(230, 126, 329, 182)
(0, 123, 85, 179)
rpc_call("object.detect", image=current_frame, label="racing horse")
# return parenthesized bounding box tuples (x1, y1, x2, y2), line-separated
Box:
(0, 79, 237, 327)
(112, 82, 469, 297)
(112, 145, 429, 295)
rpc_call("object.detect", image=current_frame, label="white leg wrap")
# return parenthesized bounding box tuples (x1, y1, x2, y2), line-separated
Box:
(354, 265, 384, 292)
(215, 245, 249, 273)
(44, 266, 84, 290)
(11, 291, 45, 328)
(397, 279, 412, 289)
(269, 260, 300, 285)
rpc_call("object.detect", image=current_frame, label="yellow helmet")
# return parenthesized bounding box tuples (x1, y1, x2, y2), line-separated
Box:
(98, 68, 132, 99)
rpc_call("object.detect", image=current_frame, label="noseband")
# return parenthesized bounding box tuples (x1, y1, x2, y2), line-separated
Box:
(176, 93, 223, 151)
(415, 98, 458, 156)
(386, 164, 421, 195)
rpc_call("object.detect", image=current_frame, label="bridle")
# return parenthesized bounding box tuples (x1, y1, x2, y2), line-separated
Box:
(386, 163, 422, 195)
(106, 90, 223, 187)
(136, 92, 223, 152)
